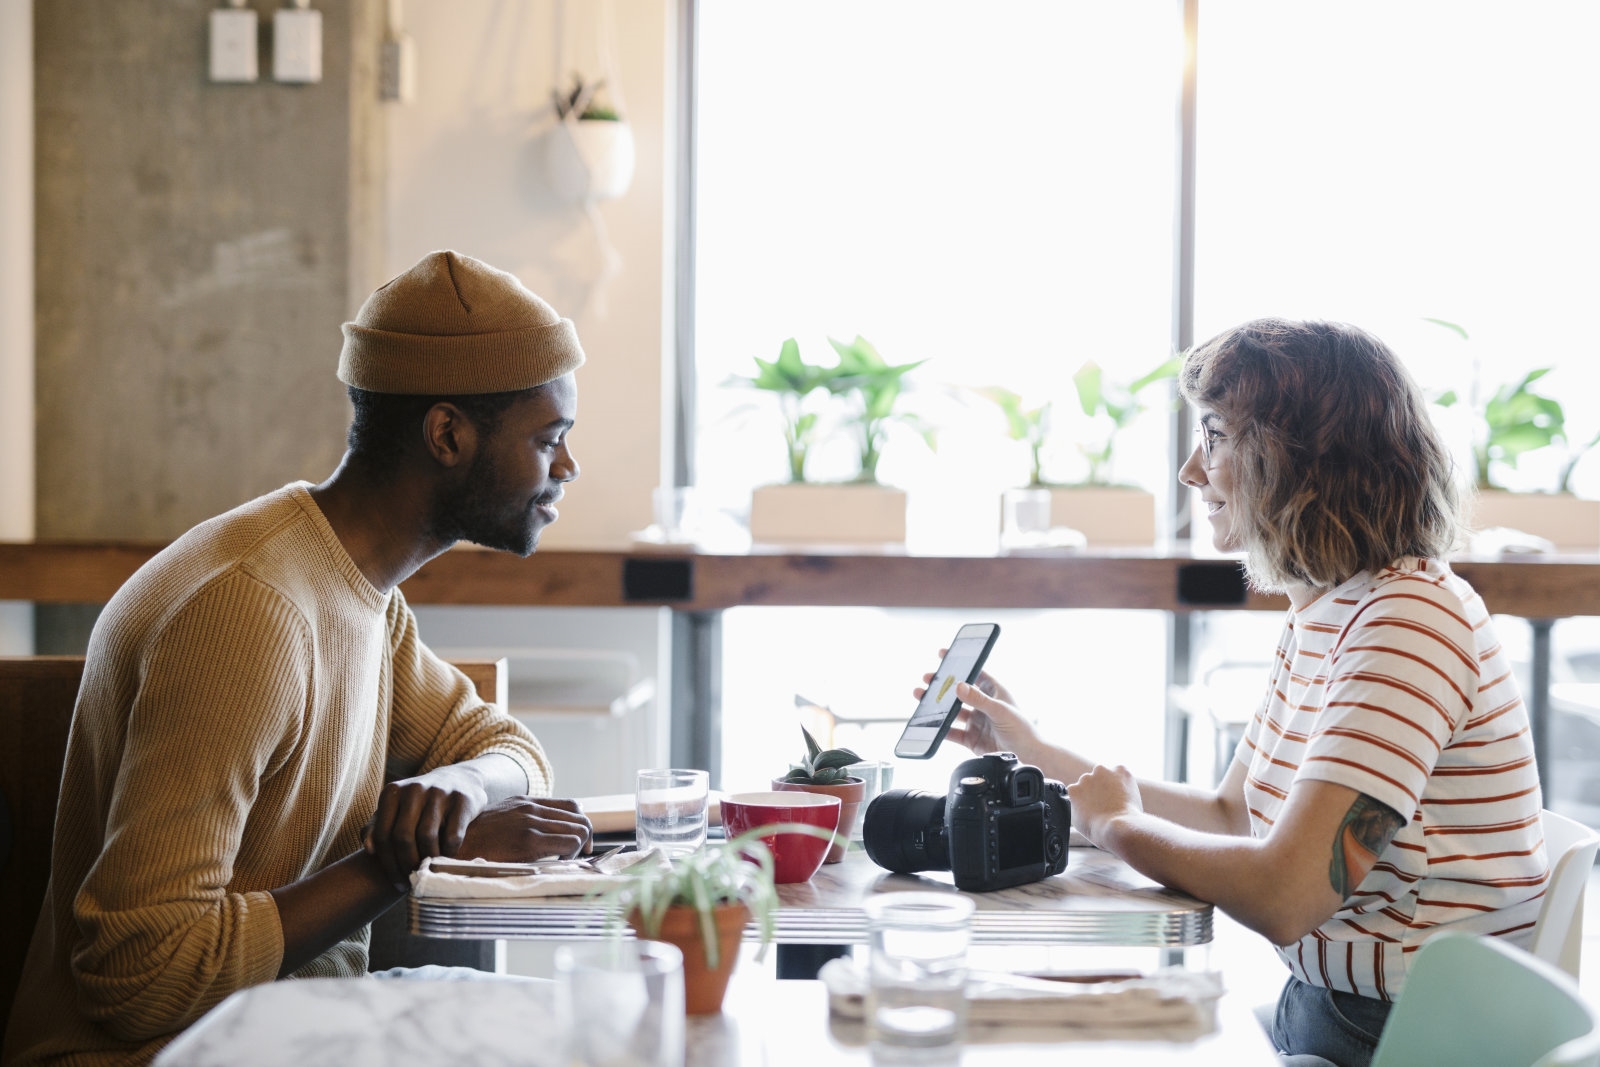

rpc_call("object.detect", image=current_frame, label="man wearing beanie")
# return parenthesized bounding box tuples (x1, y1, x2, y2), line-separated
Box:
(4, 252, 591, 1067)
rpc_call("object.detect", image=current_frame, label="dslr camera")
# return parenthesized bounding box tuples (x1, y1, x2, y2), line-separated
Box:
(862, 752, 1071, 892)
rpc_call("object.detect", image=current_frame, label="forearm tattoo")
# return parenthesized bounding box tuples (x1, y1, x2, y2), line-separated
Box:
(1328, 793, 1405, 899)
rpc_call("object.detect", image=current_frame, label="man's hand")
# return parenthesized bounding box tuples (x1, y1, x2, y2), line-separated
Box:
(363, 764, 493, 886)
(1066, 764, 1144, 847)
(457, 796, 593, 862)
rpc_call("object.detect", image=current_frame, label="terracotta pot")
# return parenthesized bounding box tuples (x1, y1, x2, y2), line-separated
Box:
(629, 901, 749, 1015)
(770, 776, 866, 863)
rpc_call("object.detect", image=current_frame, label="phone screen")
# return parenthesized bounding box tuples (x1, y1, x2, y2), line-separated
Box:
(894, 623, 1000, 759)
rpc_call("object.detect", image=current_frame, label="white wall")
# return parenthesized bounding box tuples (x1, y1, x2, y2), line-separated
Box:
(383, 0, 675, 549)
(1, 0, 35, 652)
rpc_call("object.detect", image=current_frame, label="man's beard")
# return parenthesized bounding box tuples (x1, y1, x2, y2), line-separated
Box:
(429, 450, 543, 557)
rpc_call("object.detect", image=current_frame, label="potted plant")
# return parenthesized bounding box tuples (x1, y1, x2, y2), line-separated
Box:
(770, 725, 865, 864)
(598, 833, 780, 1014)
(982, 356, 1179, 547)
(1427, 318, 1600, 551)
(739, 335, 933, 545)
(544, 73, 634, 202)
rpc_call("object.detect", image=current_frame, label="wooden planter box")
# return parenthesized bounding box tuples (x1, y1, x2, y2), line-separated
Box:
(1469, 490, 1600, 552)
(749, 483, 908, 545)
(1000, 486, 1156, 547)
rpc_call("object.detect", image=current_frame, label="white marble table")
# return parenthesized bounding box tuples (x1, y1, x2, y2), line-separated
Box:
(411, 846, 1213, 949)
(153, 973, 1279, 1067)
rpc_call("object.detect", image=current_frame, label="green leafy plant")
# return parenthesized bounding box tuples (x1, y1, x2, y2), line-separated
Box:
(822, 335, 936, 483)
(980, 359, 1178, 488)
(597, 824, 830, 967)
(1426, 318, 1599, 492)
(730, 337, 834, 482)
(975, 387, 1052, 487)
(1069, 357, 1182, 486)
(730, 335, 934, 484)
(598, 833, 778, 968)
(552, 74, 622, 122)
(778, 725, 862, 787)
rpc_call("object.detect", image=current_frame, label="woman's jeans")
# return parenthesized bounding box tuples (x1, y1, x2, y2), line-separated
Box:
(1270, 975, 1394, 1067)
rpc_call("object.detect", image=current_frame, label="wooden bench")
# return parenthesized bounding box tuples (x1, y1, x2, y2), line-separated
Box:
(0, 655, 507, 1046)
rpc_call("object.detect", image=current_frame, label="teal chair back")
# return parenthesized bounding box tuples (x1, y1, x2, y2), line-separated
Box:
(1370, 932, 1600, 1067)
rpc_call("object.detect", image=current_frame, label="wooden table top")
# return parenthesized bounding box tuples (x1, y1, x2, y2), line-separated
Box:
(4, 539, 1599, 617)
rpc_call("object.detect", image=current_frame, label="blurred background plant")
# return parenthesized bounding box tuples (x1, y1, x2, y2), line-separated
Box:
(729, 338, 833, 482)
(1069, 357, 1181, 487)
(975, 387, 1052, 488)
(822, 335, 936, 484)
(1427, 318, 1600, 493)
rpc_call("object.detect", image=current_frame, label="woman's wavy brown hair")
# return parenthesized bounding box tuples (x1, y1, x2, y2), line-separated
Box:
(1179, 318, 1459, 592)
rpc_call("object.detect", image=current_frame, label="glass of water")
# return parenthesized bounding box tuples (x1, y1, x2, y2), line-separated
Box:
(635, 768, 709, 857)
(555, 939, 685, 1067)
(864, 892, 975, 1057)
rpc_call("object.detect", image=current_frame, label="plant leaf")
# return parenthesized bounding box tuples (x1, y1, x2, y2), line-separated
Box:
(1072, 362, 1103, 417)
(1422, 317, 1470, 341)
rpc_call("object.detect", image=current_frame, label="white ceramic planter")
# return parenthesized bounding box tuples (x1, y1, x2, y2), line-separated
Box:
(1035, 486, 1156, 547)
(1469, 490, 1600, 552)
(543, 119, 636, 202)
(749, 483, 908, 545)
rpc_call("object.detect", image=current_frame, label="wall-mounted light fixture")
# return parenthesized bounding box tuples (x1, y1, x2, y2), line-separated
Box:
(273, 0, 322, 84)
(208, 0, 258, 83)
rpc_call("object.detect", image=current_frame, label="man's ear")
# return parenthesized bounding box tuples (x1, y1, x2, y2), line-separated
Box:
(421, 402, 478, 469)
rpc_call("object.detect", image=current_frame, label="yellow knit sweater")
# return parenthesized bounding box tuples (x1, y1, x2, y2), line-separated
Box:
(2, 484, 552, 1067)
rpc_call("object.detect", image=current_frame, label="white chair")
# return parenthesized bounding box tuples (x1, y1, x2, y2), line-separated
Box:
(1532, 808, 1600, 979)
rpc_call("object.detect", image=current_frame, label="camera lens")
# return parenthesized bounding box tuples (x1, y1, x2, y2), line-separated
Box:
(862, 788, 949, 873)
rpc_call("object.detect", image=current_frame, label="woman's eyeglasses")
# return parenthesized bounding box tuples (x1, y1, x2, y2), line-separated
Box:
(1196, 422, 1228, 466)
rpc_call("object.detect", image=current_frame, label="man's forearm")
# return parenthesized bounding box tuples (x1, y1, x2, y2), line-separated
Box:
(269, 849, 405, 978)
(466, 751, 532, 801)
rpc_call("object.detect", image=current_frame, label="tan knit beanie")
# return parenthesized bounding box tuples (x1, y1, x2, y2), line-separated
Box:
(338, 250, 586, 394)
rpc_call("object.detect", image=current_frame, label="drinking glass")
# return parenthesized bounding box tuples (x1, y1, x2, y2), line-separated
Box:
(635, 768, 709, 856)
(1002, 487, 1053, 545)
(555, 940, 685, 1067)
(864, 892, 975, 1056)
(651, 486, 702, 542)
(845, 759, 895, 842)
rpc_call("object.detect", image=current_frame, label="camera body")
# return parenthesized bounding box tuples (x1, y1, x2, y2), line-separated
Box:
(862, 752, 1071, 892)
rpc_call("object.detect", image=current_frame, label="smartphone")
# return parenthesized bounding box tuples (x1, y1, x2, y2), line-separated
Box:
(893, 622, 1001, 759)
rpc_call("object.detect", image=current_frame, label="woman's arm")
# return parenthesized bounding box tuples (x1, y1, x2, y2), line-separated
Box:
(1075, 768, 1404, 946)
(945, 680, 1252, 837)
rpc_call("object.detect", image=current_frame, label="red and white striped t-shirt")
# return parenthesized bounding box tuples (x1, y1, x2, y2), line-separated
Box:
(1237, 556, 1548, 1001)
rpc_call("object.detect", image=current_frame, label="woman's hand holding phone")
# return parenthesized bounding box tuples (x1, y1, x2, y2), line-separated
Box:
(912, 661, 1041, 760)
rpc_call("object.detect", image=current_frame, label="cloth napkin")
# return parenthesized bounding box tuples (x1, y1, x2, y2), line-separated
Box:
(409, 848, 668, 899)
(819, 959, 1224, 1042)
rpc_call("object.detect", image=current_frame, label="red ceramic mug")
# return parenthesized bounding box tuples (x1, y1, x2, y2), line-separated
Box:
(719, 791, 841, 884)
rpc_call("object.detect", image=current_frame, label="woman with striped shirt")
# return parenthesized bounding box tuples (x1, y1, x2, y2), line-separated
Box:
(938, 319, 1548, 1066)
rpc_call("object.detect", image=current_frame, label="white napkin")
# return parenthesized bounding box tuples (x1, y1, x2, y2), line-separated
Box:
(819, 959, 1223, 1041)
(409, 848, 669, 899)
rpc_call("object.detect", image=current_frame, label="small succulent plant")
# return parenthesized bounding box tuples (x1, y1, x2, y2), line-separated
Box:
(779, 725, 862, 786)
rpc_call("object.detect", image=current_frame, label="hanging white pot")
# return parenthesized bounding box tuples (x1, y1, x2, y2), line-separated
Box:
(543, 118, 635, 203)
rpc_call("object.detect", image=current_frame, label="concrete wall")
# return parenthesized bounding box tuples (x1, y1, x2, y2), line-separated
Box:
(33, 0, 387, 541)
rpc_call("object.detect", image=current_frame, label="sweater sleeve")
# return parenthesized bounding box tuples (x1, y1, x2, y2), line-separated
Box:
(69, 571, 308, 1042)
(382, 589, 553, 795)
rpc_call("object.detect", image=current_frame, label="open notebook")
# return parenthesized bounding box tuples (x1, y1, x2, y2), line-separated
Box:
(575, 792, 725, 835)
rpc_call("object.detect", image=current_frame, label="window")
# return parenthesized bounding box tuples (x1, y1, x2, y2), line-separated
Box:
(692, 2, 1600, 791)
